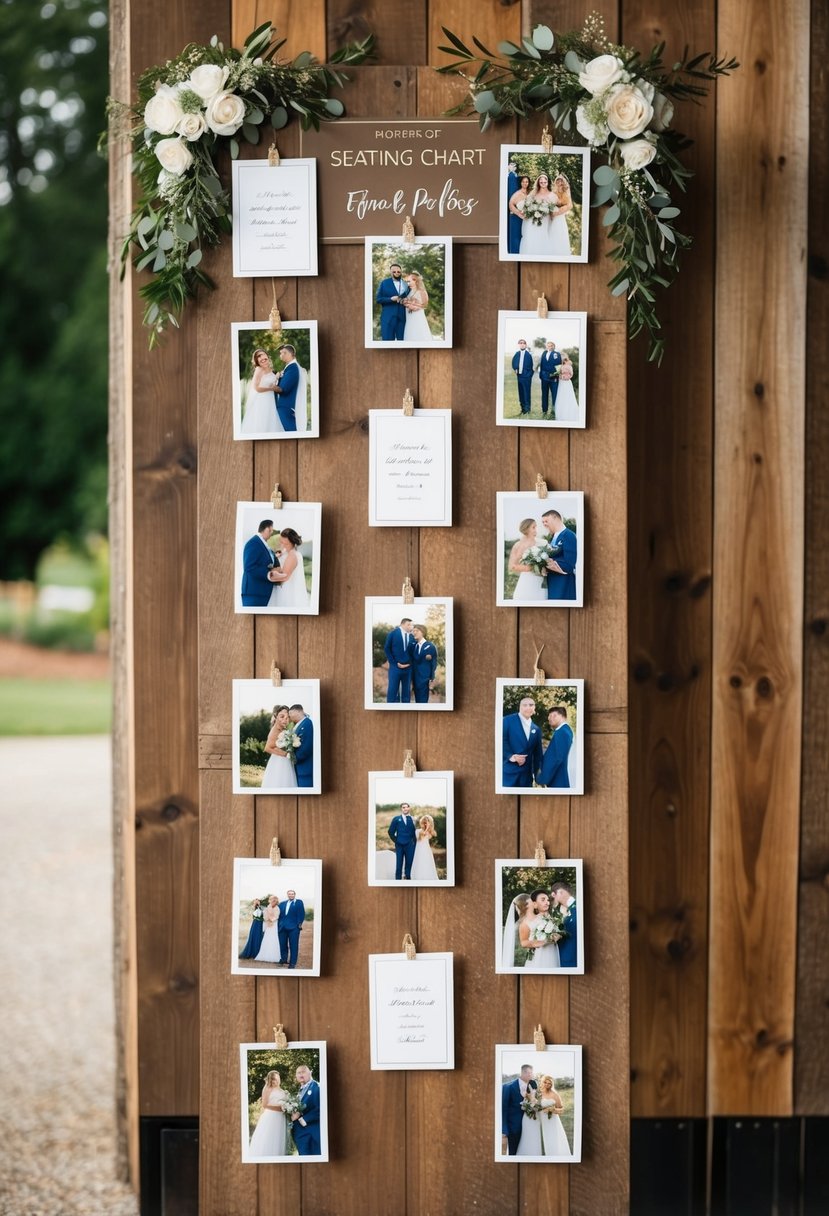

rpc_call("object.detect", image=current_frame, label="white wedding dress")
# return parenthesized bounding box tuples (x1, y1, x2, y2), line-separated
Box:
(249, 1089, 288, 1157)
(516, 1099, 571, 1157)
(520, 201, 554, 256)
(254, 911, 281, 963)
(553, 376, 580, 422)
(404, 292, 435, 342)
(410, 833, 438, 880)
(267, 551, 309, 609)
(523, 915, 561, 970)
(241, 371, 282, 435)
(548, 212, 573, 256)
(261, 750, 297, 790)
(514, 572, 546, 601)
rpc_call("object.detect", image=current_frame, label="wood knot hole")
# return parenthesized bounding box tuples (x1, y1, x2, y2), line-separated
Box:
(756, 676, 773, 698)
(729, 675, 742, 688)
(162, 803, 181, 821)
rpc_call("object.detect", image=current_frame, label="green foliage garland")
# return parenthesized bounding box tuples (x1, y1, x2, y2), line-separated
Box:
(111, 23, 373, 345)
(437, 13, 737, 363)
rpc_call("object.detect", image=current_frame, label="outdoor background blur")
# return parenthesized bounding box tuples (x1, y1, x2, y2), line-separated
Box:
(0, 0, 110, 734)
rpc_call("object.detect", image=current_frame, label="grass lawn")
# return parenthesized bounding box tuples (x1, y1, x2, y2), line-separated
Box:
(0, 678, 111, 735)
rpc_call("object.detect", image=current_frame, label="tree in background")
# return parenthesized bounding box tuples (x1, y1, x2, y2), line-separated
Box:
(0, 0, 108, 579)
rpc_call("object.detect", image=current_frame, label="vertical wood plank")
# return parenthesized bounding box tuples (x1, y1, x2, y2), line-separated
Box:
(427, 0, 520, 68)
(624, 0, 716, 1119)
(795, 0, 829, 1116)
(709, 0, 808, 1114)
(327, 0, 427, 64)
(232, 0, 326, 59)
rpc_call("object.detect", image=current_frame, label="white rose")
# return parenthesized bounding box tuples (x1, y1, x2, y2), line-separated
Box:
(619, 136, 657, 171)
(187, 63, 229, 101)
(651, 91, 674, 132)
(155, 137, 193, 176)
(575, 103, 608, 146)
(144, 85, 184, 135)
(177, 111, 206, 142)
(604, 82, 654, 139)
(205, 90, 246, 136)
(578, 54, 626, 95)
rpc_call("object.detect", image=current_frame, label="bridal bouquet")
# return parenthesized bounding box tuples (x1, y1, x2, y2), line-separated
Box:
(522, 196, 552, 227)
(522, 543, 553, 577)
(276, 725, 299, 763)
(529, 912, 567, 945)
(520, 1094, 540, 1119)
(281, 1095, 305, 1118)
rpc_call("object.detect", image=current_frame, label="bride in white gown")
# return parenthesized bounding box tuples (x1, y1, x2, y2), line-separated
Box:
(240, 349, 283, 436)
(519, 890, 561, 970)
(254, 895, 281, 963)
(403, 272, 435, 342)
(260, 706, 298, 791)
(507, 519, 547, 602)
(520, 173, 557, 257)
(501, 893, 532, 968)
(410, 815, 438, 880)
(248, 1070, 289, 1157)
(553, 354, 580, 422)
(267, 529, 309, 609)
(548, 174, 575, 257)
(516, 1076, 572, 1157)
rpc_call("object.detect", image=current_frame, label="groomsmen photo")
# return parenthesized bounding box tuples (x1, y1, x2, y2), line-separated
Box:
(495, 310, 587, 428)
(495, 678, 584, 795)
(365, 597, 454, 710)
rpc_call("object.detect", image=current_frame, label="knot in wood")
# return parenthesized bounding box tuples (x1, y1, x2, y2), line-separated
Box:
(755, 676, 773, 698)
(162, 803, 180, 821)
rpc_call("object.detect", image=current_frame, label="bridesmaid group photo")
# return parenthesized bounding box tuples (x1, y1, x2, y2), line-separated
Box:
(240, 1043, 328, 1163)
(231, 321, 319, 439)
(496, 1044, 582, 1163)
(232, 678, 322, 795)
(234, 501, 321, 615)
(495, 859, 583, 974)
(368, 772, 454, 886)
(231, 858, 321, 977)
(499, 145, 590, 263)
(365, 236, 453, 348)
(496, 310, 587, 427)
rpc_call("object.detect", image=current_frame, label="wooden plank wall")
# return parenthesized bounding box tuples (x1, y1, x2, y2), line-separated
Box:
(110, 0, 823, 1205)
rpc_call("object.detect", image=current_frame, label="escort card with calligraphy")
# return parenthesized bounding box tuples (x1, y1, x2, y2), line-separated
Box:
(368, 952, 455, 1070)
(369, 409, 452, 527)
(232, 158, 318, 276)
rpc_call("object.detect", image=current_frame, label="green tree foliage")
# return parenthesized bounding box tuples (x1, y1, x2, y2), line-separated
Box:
(371, 241, 447, 340)
(0, 0, 109, 578)
(237, 325, 313, 374)
(239, 708, 273, 768)
(501, 683, 579, 744)
(501, 864, 577, 911)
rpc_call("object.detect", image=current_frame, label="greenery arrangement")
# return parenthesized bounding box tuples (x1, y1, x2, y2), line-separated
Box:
(112, 23, 373, 344)
(438, 13, 737, 362)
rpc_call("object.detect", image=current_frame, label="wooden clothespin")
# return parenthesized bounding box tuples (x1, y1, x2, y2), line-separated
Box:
(535, 474, 548, 499)
(533, 1024, 547, 1051)
(402, 933, 417, 960)
(402, 215, 416, 247)
(402, 388, 415, 416)
(268, 142, 281, 167)
(537, 293, 549, 318)
(271, 483, 283, 509)
(273, 1024, 288, 1048)
(270, 837, 282, 865)
(403, 749, 416, 777)
(534, 841, 547, 866)
(271, 661, 282, 687)
(270, 279, 285, 333)
(533, 643, 546, 686)
(402, 576, 415, 604)
(541, 125, 553, 154)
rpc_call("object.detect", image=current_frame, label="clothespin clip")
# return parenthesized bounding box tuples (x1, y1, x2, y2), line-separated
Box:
(402, 215, 416, 250)
(270, 279, 285, 333)
(535, 474, 548, 499)
(402, 388, 415, 416)
(533, 1024, 547, 1051)
(268, 143, 281, 167)
(270, 837, 282, 865)
(534, 841, 547, 866)
(271, 483, 283, 509)
(537, 293, 549, 318)
(541, 125, 553, 154)
(274, 1024, 288, 1048)
(403, 749, 416, 777)
(533, 643, 546, 686)
(403, 933, 417, 960)
(402, 577, 415, 604)
(271, 661, 282, 687)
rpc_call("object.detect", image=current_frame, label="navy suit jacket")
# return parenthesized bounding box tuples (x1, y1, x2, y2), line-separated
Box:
(502, 1077, 536, 1136)
(558, 902, 578, 968)
(241, 534, 275, 606)
(278, 898, 305, 929)
(384, 627, 412, 667)
(511, 349, 534, 380)
(292, 1079, 321, 1154)
(546, 527, 577, 601)
(388, 813, 417, 847)
(539, 350, 563, 381)
(412, 640, 438, 683)
(502, 713, 543, 785)
(376, 276, 410, 308)
(538, 722, 573, 788)
(293, 717, 314, 785)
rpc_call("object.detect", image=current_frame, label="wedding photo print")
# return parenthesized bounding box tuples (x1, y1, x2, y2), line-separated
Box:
(495, 858, 584, 974)
(368, 772, 454, 887)
(234, 501, 321, 615)
(496, 1044, 582, 1163)
(231, 858, 322, 977)
(231, 321, 319, 439)
(232, 679, 321, 795)
(496, 678, 584, 796)
(365, 597, 453, 710)
(496, 310, 587, 427)
(365, 236, 453, 348)
(499, 145, 589, 263)
(240, 1042, 328, 1163)
(496, 491, 584, 607)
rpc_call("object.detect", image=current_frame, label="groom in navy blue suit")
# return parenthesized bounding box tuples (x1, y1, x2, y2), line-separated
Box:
(551, 881, 578, 968)
(277, 888, 305, 968)
(502, 1065, 537, 1155)
(376, 263, 410, 341)
(502, 696, 543, 787)
(511, 338, 535, 415)
(288, 705, 314, 788)
(541, 508, 578, 601)
(241, 520, 277, 607)
(388, 802, 417, 880)
(538, 340, 563, 416)
(273, 344, 300, 431)
(538, 706, 573, 789)
(383, 618, 413, 702)
(290, 1065, 321, 1156)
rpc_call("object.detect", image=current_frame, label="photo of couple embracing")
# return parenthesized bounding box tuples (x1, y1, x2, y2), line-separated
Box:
(497, 1044, 582, 1163)
(233, 679, 322, 795)
(496, 860, 583, 974)
(232, 322, 319, 440)
(497, 491, 584, 607)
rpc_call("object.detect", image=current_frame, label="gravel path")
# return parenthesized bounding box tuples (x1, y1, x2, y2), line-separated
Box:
(0, 737, 138, 1216)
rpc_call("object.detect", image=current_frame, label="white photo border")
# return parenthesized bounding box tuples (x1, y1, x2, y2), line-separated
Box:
(232, 678, 322, 795)
(494, 857, 585, 975)
(498, 145, 590, 263)
(364, 235, 454, 349)
(231, 320, 320, 440)
(496, 490, 585, 608)
(231, 857, 323, 977)
(495, 310, 588, 430)
(495, 677, 585, 796)
(367, 770, 455, 887)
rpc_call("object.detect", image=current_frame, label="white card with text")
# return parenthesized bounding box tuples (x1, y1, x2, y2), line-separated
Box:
(369, 409, 452, 527)
(368, 952, 455, 1070)
(232, 158, 318, 277)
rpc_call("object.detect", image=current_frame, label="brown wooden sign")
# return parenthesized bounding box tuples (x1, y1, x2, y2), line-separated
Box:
(300, 119, 499, 242)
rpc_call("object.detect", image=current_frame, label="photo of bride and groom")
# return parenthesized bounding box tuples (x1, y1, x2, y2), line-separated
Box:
(231, 321, 319, 440)
(495, 679, 584, 796)
(496, 860, 583, 974)
(241, 1043, 328, 1163)
(499, 145, 589, 263)
(369, 773, 454, 886)
(365, 237, 453, 348)
(231, 858, 321, 977)
(233, 679, 321, 796)
(496, 310, 587, 428)
(497, 491, 585, 607)
(235, 502, 321, 616)
(496, 1045, 582, 1163)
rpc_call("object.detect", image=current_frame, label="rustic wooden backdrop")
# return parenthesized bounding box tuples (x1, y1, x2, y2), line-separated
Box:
(109, 0, 823, 1212)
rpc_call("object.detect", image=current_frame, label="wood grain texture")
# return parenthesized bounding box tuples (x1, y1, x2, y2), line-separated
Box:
(427, 0, 520, 69)
(233, 0, 326, 58)
(709, 0, 808, 1114)
(327, 0, 426, 64)
(624, 0, 716, 1119)
(795, 0, 829, 1116)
